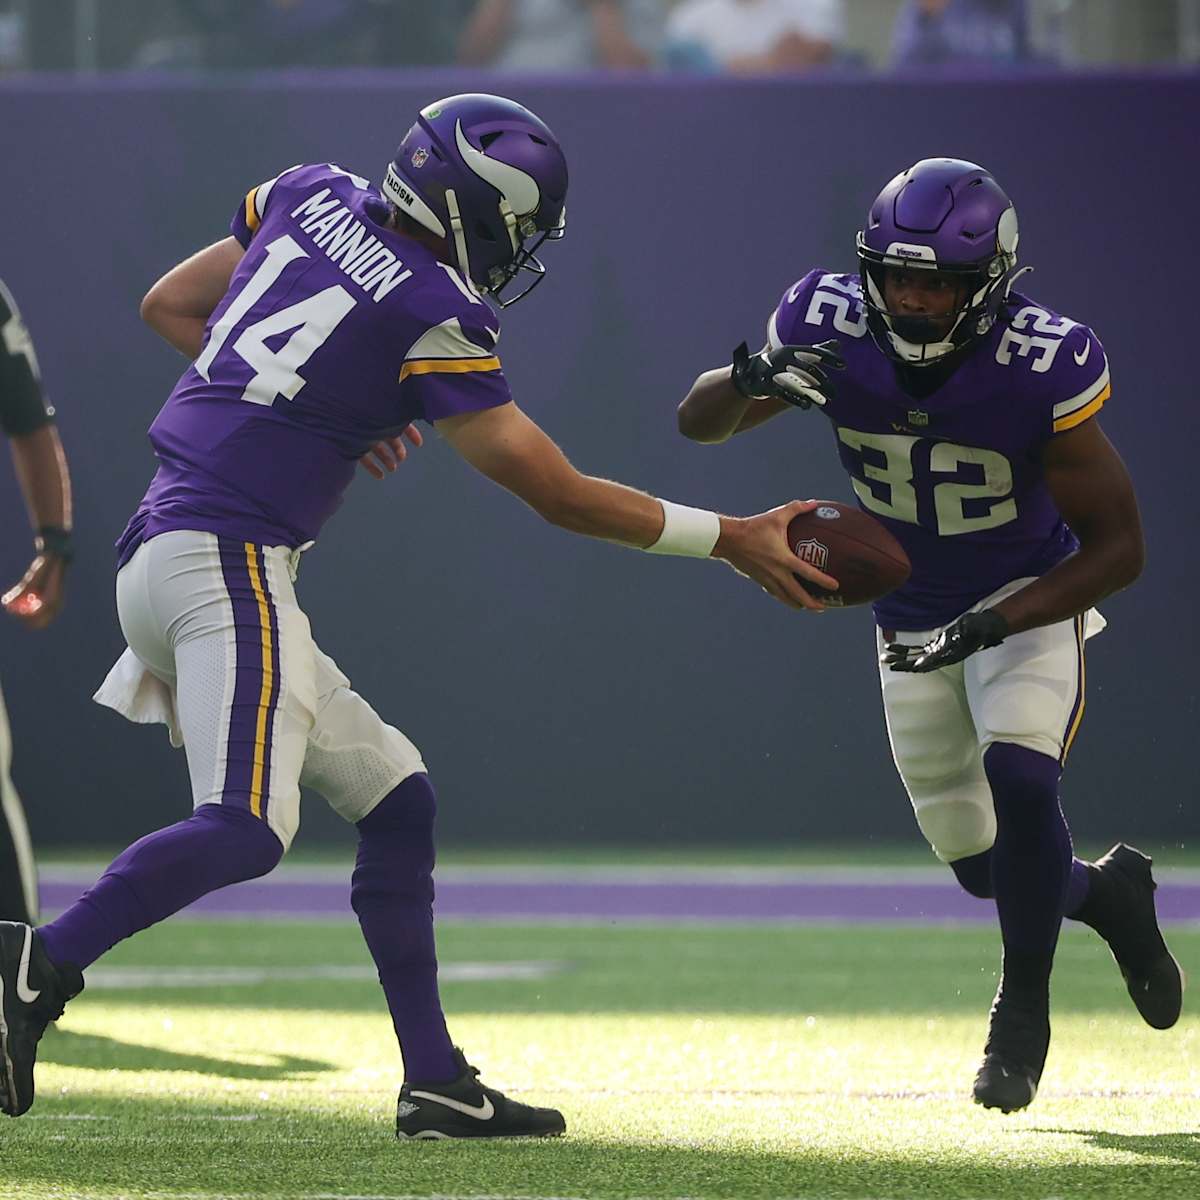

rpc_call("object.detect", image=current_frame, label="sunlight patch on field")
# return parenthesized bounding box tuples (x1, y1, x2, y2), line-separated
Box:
(5, 920, 1198, 1200)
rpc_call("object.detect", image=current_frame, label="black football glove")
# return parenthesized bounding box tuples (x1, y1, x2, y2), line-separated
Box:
(884, 609, 1010, 674)
(731, 339, 844, 410)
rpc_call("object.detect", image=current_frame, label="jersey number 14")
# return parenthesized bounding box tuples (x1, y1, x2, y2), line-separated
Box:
(194, 235, 356, 406)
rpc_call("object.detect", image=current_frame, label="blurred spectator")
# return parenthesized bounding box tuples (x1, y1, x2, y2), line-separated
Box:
(663, 0, 844, 74)
(459, 0, 666, 70)
(0, 1, 24, 72)
(890, 0, 1047, 69)
(132, 0, 386, 70)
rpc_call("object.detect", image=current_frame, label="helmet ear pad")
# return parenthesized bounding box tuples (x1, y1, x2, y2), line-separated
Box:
(383, 94, 568, 302)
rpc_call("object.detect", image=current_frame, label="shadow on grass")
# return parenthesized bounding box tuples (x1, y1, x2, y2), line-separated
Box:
(1033, 1126, 1200, 1166)
(39, 1027, 333, 1081)
(0, 1098, 1194, 1200)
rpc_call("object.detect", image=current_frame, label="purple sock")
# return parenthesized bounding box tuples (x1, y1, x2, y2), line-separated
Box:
(950, 847, 1092, 916)
(38, 804, 282, 970)
(983, 742, 1072, 995)
(351, 773, 455, 1083)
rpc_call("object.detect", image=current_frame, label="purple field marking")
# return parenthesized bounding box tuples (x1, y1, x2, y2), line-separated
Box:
(38, 874, 1200, 923)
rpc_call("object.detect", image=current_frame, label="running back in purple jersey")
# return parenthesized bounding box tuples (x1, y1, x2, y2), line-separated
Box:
(767, 269, 1111, 630)
(118, 163, 511, 563)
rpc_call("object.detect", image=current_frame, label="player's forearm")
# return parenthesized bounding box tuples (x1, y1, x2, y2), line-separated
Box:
(535, 473, 667, 547)
(677, 368, 756, 443)
(992, 535, 1144, 637)
(9, 425, 71, 531)
(539, 472, 753, 563)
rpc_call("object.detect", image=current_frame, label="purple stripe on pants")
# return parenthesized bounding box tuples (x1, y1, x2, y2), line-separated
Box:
(217, 538, 277, 820)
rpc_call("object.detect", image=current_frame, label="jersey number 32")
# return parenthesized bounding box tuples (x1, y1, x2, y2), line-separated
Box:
(836, 429, 1017, 537)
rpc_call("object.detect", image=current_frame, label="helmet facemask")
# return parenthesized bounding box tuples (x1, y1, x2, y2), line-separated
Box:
(857, 245, 1021, 367)
(448, 195, 566, 308)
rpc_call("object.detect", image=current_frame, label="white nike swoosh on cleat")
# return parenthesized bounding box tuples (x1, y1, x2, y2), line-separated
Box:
(408, 1090, 495, 1120)
(0, 972, 16, 1113)
(15, 928, 41, 1005)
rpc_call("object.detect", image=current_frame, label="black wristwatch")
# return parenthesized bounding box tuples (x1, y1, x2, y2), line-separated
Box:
(36, 525, 74, 564)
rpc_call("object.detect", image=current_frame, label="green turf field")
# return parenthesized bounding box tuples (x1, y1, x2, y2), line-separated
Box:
(2, 919, 1198, 1200)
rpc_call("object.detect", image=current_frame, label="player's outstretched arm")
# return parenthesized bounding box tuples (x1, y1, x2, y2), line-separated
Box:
(991, 418, 1144, 636)
(140, 237, 245, 359)
(437, 402, 838, 611)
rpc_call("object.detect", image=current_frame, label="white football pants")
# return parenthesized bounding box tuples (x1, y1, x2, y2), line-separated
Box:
(94, 530, 426, 850)
(878, 578, 1105, 864)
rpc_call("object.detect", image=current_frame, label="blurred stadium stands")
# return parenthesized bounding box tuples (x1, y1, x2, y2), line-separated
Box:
(1, 0, 1197, 73)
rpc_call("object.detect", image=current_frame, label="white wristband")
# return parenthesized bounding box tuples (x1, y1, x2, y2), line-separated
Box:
(645, 500, 722, 558)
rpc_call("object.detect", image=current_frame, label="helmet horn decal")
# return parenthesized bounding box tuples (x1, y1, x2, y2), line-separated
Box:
(454, 120, 541, 217)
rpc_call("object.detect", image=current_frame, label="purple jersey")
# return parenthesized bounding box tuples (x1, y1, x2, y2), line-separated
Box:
(118, 163, 511, 564)
(768, 269, 1112, 630)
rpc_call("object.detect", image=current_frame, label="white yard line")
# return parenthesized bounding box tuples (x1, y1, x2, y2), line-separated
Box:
(82, 961, 566, 989)
(41, 862, 1200, 886)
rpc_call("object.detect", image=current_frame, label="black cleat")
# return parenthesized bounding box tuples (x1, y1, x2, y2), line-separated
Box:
(396, 1048, 565, 1140)
(972, 988, 1049, 1114)
(0, 923, 83, 1117)
(1076, 844, 1184, 1030)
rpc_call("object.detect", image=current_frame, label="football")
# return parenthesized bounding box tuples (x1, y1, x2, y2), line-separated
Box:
(787, 502, 911, 607)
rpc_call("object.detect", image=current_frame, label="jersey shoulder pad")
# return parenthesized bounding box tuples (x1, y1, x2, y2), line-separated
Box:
(992, 299, 1110, 434)
(399, 267, 502, 384)
(767, 268, 868, 348)
(234, 164, 363, 246)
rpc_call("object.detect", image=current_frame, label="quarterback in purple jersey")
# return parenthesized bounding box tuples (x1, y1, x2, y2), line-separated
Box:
(678, 158, 1182, 1113)
(0, 93, 836, 1136)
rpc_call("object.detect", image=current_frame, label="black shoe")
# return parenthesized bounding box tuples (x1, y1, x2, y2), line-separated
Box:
(0, 923, 83, 1117)
(396, 1048, 565, 1140)
(972, 988, 1050, 1114)
(1075, 844, 1184, 1029)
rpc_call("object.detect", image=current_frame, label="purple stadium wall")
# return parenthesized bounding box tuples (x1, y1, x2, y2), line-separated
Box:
(0, 71, 1195, 847)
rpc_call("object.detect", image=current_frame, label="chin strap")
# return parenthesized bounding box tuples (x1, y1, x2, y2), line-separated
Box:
(444, 189, 474, 289)
(497, 197, 520, 256)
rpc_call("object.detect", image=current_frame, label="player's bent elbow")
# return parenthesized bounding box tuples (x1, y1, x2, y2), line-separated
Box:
(1119, 536, 1146, 588)
(676, 403, 728, 445)
(139, 286, 171, 328)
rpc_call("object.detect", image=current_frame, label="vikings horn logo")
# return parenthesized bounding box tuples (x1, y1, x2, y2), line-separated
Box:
(793, 538, 829, 571)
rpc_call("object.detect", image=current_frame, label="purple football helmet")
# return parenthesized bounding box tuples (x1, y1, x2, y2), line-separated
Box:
(856, 158, 1026, 366)
(382, 93, 568, 306)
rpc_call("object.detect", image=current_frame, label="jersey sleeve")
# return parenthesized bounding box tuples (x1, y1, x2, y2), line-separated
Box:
(399, 305, 511, 423)
(229, 163, 306, 248)
(1049, 324, 1110, 435)
(0, 280, 54, 437)
(766, 268, 863, 350)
